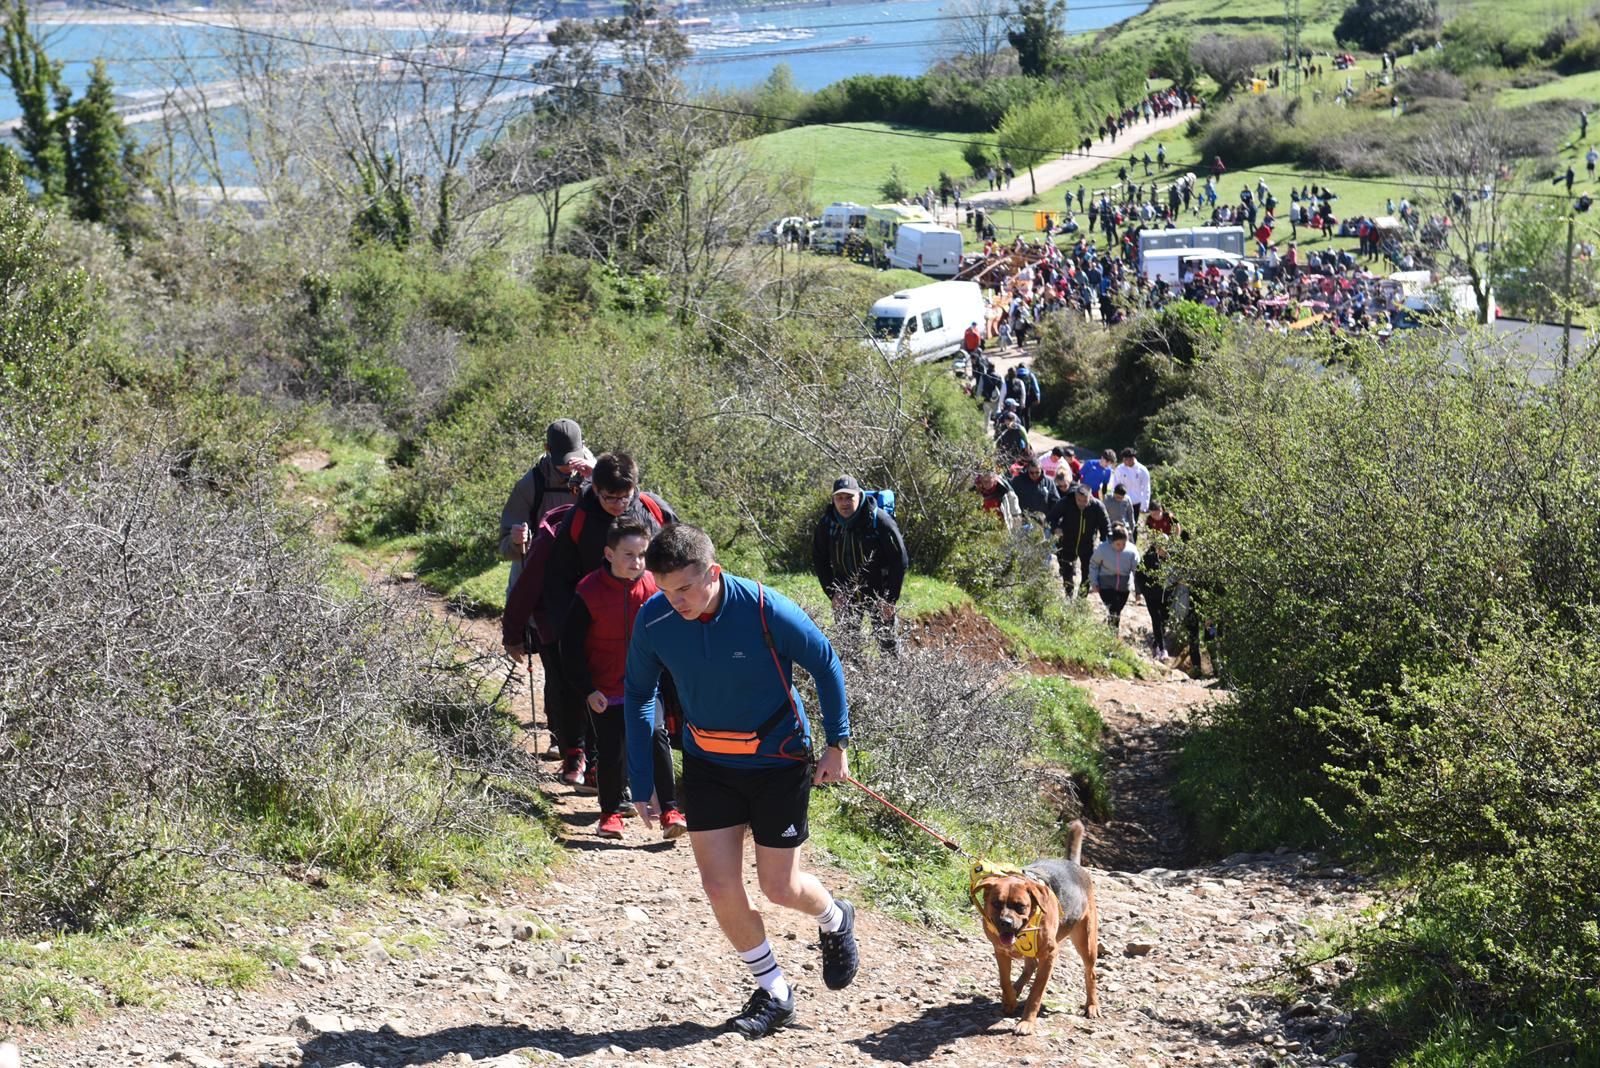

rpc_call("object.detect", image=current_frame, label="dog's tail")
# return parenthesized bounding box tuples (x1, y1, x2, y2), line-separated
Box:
(1066, 819, 1085, 864)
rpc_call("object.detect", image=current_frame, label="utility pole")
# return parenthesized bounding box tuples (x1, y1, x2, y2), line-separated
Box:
(1284, 0, 1303, 99)
(1563, 211, 1575, 369)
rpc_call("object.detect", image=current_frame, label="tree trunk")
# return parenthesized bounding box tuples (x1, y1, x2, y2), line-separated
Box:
(1029, 163, 1037, 199)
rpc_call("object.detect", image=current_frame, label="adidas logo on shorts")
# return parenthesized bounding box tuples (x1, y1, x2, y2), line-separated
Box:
(781, 824, 798, 838)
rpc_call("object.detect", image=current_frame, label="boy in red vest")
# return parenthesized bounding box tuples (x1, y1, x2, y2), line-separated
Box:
(561, 517, 687, 841)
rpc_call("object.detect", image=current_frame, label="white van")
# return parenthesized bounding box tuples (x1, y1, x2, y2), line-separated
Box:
(1141, 246, 1244, 283)
(864, 280, 986, 364)
(813, 201, 869, 252)
(887, 222, 963, 277)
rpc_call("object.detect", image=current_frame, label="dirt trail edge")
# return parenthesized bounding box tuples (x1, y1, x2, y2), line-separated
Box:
(26, 567, 1373, 1068)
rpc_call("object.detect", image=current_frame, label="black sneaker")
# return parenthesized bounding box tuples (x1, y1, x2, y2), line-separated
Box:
(819, 899, 860, 990)
(730, 987, 796, 1038)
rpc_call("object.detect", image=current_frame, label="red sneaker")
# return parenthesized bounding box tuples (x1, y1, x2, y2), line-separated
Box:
(598, 812, 625, 839)
(661, 808, 688, 840)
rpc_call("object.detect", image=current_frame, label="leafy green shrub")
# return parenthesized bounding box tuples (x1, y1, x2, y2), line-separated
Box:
(1556, 26, 1600, 74)
(1169, 333, 1550, 849)
(1031, 313, 1108, 428)
(1335, 0, 1439, 52)
(1329, 619, 1600, 1063)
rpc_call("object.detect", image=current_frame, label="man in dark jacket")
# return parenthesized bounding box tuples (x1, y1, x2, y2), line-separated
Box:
(1048, 483, 1109, 597)
(1011, 453, 1058, 520)
(994, 409, 1030, 465)
(540, 452, 678, 786)
(811, 476, 908, 655)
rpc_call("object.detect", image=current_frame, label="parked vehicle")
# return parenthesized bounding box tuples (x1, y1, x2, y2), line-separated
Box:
(1140, 246, 1244, 283)
(813, 202, 869, 252)
(886, 223, 963, 278)
(864, 280, 986, 364)
(865, 203, 932, 253)
(1138, 226, 1247, 258)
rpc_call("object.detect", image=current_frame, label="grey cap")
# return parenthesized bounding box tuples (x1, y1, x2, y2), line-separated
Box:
(546, 419, 585, 464)
(832, 475, 862, 495)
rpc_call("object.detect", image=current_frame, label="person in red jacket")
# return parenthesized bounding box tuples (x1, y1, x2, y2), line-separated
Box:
(561, 518, 688, 841)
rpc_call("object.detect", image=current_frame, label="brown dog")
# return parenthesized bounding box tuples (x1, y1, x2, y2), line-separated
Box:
(972, 820, 1099, 1035)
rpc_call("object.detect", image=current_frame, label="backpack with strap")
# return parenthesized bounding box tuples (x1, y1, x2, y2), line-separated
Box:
(683, 585, 813, 764)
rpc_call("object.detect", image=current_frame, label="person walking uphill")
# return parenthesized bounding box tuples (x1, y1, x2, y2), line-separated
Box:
(1089, 525, 1140, 632)
(624, 525, 859, 1039)
(812, 476, 908, 656)
(561, 517, 688, 842)
(1049, 483, 1109, 597)
(543, 452, 677, 788)
(498, 418, 595, 758)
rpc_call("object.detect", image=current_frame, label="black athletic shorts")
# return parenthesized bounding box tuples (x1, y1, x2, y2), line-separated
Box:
(681, 754, 812, 848)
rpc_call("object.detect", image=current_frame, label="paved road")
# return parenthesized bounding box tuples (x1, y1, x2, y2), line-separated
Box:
(964, 108, 1197, 211)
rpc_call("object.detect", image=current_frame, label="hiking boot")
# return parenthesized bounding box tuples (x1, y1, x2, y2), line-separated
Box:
(597, 812, 625, 839)
(560, 751, 586, 786)
(661, 808, 688, 840)
(730, 987, 796, 1039)
(819, 899, 860, 990)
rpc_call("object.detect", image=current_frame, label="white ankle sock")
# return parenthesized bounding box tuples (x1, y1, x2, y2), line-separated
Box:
(739, 941, 791, 1001)
(814, 896, 844, 934)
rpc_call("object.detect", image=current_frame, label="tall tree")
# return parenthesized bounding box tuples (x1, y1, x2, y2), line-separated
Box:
(996, 93, 1071, 198)
(948, 0, 1011, 81)
(1, 0, 69, 200)
(66, 60, 137, 228)
(1007, 0, 1065, 78)
(1405, 107, 1521, 325)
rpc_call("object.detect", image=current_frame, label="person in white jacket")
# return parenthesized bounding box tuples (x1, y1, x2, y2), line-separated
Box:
(1088, 525, 1141, 631)
(1110, 447, 1152, 521)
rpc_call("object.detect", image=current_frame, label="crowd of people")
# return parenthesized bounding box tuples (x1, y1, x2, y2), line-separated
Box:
(497, 418, 870, 1039)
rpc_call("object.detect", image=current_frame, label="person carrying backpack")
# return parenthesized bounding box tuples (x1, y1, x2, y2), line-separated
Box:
(1048, 482, 1109, 597)
(505, 452, 677, 790)
(1014, 363, 1042, 430)
(810, 476, 908, 656)
(497, 418, 594, 758)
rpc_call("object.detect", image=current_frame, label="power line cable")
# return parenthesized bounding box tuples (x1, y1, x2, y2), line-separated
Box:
(77, 0, 1583, 205)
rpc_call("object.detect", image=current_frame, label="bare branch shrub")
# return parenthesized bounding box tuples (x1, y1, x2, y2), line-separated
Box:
(0, 420, 530, 933)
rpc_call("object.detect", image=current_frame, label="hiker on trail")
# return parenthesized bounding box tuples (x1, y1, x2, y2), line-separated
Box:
(623, 524, 859, 1039)
(1157, 143, 1166, 169)
(498, 417, 595, 757)
(974, 470, 1022, 532)
(1078, 448, 1116, 498)
(1012, 453, 1059, 521)
(1142, 151, 1152, 176)
(1104, 483, 1136, 540)
(1110, 446, 1152, 522)
(1588, 146, 1597, 179)
(975, 362, 1004, 423)
(811, 476, 908, 656)
(1560, 165, 1578, 193)
(1048, 482, 1109, 597)
(994, 409, 1031, 465)
(1039, 444, 1071, 480)
(543, 452, 678, 789)
(1137, 502, 1178, 660)
(499, 418, 595, 592)
(561, 517, 688, 842)
(1089, 524, 1140, 632)
(1014, 363, 1042, 429)
(962, 320, 983, 357)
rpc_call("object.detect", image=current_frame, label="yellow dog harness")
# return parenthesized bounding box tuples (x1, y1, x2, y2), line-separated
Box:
(968, 859, 1045, 959)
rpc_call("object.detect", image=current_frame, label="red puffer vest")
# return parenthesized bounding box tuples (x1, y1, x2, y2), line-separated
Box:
(574, 568, 659, 700)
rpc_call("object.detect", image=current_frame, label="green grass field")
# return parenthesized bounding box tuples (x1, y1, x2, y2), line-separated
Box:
(742, 121, 994, 207)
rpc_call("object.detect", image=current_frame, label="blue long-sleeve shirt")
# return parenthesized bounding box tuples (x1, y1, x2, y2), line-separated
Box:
(623, 574, 849, 801)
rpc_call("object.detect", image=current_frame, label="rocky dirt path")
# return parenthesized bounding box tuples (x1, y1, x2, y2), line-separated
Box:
(20, 559, 1372, 1068)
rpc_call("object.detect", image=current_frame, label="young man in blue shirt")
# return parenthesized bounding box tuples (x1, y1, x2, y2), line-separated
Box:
(624, 524, 860, 1039)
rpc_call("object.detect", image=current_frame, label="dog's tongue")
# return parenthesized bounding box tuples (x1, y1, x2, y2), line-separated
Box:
(998, 931, 1016, 946)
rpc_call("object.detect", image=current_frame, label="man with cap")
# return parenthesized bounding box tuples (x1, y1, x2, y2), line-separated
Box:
(994, 406, 1030, 466)
(1047, 482, 1110, 597)
(812, 476, 908, 656)
(498, 418, 595, 588)
(498, 418, 596, 760)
